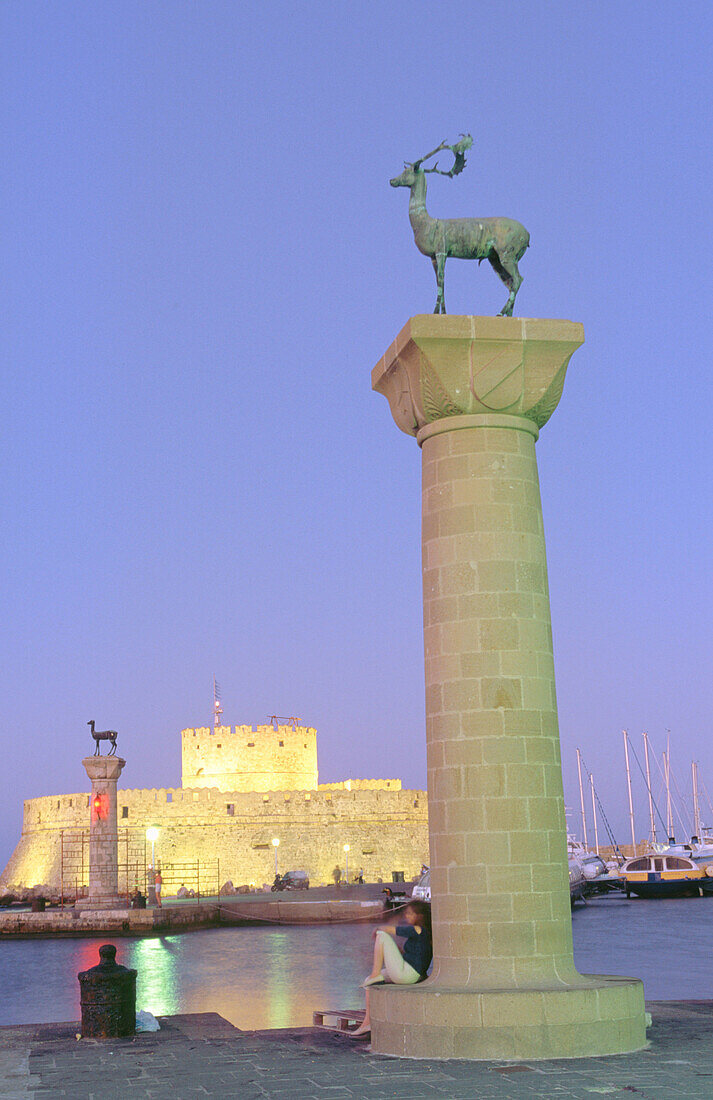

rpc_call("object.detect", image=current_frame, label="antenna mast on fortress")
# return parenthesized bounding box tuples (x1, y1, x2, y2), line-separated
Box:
(213, 676, 223, 728)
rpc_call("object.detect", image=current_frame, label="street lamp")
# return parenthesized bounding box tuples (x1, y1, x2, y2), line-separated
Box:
(272, 837, 280, 876)
(146, 827, 160, 905)
(146, 827, 159, 869)
(343, 843, 350, 884)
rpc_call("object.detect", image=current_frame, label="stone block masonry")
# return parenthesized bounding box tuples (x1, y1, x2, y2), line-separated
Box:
(1, 784, 428, 893)
(80, 754, 126, 908)
(1, 720, 424, 895)
(181, 724, 318, 792)
(370, 315, 645, 1060)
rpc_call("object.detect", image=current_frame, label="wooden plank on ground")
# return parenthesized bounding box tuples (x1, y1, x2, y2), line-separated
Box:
(313, 1009, 365, 1032)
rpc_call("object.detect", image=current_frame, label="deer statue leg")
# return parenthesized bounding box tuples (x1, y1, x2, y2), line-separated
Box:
(432, 253, 446, 314)
(489, 253, 523, 317)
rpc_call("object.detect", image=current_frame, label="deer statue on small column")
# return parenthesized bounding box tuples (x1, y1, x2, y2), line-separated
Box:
(88, 719, 118, 756)
(390, 134, 530, 317)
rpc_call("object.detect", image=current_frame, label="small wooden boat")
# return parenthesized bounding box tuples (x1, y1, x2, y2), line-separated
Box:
(620, 853, 713, 898)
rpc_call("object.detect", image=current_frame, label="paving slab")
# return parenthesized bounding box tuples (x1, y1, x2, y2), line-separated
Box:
(2, 1003, 713, 1099)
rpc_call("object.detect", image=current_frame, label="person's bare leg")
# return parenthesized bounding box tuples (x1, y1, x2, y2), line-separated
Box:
(353, 934, 389, 1035)
(352, 989, 371, 1035)
(364, 934, 385, 982)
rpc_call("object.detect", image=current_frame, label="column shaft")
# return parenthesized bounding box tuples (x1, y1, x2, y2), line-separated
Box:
(82, 756, 125, 906)
(422, 419, 575, 988)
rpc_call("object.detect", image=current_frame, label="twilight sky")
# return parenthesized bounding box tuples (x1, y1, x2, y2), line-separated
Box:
(1, 3, 712, 870)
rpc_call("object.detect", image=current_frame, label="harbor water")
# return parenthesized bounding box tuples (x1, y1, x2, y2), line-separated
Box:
(2, 896, 713, 1029)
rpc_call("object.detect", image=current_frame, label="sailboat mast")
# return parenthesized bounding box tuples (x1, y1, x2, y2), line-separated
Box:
(590, 773, 599, 854)
(642, 731, 657, 844)
(623, 729, 636, 849)
(663, 735, 674, 841)
(692, 760, 702, 840)
(576, 748, 588, 848)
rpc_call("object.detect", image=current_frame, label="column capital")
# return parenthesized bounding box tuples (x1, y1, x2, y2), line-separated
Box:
(372, 315, 584, 437)
(82, 756, 126, 783)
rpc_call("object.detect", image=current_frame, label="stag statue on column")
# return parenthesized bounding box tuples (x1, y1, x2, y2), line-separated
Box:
(87, 719, 118, 756)
(390, 134, 530, 317)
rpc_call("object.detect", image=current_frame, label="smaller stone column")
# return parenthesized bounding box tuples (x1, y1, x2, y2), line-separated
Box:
(80, 755, 126, 909)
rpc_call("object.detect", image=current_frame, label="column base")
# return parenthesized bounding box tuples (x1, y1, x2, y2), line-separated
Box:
(74, 896, 126, 911)
(370, 975, 646, 1060)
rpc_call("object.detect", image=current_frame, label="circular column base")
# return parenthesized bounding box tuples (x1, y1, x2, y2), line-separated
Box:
(369, 975, 646, 1060)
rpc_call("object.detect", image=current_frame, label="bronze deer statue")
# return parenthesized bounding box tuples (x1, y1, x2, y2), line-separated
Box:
(390, 134, 530, 316)
(88, 719, 118, 756)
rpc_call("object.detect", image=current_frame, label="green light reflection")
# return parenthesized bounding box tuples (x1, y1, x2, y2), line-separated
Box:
(131, 936, 181, 1017)
(264, 932, 294, 1029)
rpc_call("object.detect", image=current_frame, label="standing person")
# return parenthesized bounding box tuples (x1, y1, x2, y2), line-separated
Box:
(154, 869, 163, 908)
(350, 901, 432, 1038)
(332, 866, 342, 887)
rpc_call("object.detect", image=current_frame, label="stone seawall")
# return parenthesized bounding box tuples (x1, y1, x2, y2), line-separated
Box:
(1, 786, 428, 892)
(0, 896, 386, 937)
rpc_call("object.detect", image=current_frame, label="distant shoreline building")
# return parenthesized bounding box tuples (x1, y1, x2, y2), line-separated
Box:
(0, 723, 428, 892)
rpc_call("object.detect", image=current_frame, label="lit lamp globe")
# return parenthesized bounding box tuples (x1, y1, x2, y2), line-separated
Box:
(146, 826, 159, 866)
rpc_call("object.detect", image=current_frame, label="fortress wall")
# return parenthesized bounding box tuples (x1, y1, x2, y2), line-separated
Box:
(318, 779, 402, 791)
(181, 725, 319, 792)
(1, 787, 428, 892)
(2, 827, 66, 895)
(15, 786, 425, 832)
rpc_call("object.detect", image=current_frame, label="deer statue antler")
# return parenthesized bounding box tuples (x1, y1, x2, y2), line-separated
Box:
(411, 139, 451, 171)
(423, 133, 474, 178)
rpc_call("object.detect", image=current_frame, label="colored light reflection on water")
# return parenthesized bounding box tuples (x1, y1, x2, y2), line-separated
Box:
(264, 932, 295, 1030)
(3, 899, 713, 1028)
(132, 937, 181, 1017)
(0, 923, 376, 1028)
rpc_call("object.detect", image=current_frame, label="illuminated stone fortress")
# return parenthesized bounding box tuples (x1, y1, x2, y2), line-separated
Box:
(0, 722, 428, 892)
(182, 723, 319, 792)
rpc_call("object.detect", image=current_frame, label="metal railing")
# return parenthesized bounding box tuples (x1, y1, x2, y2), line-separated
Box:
(58, 830, 220, 907)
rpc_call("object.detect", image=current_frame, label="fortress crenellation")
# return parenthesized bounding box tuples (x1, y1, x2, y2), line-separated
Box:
(20, 783, 420, 831)
(181, 723, 319, 792)
(1, 724, 429, 892)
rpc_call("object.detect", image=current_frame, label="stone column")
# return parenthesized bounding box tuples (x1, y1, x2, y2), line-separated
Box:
(369, 316, 645, 1060)
(80, 755, 126, 909)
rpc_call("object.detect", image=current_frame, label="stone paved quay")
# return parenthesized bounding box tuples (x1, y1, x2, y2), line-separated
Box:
(3, 1002, 713, 1099)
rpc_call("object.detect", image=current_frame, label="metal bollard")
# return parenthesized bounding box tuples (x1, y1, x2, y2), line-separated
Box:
(78, 943, 137, 1038)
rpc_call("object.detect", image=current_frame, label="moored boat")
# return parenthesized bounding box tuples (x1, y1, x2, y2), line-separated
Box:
(569, 858, 586, 907)
(620, 853, 713, 898)
(578, 853, 623, 894)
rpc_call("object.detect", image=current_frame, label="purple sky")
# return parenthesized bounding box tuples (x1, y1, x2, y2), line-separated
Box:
(2, 4, 712, 869)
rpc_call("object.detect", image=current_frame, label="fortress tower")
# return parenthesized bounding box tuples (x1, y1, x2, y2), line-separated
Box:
(181, 723, 318, 792)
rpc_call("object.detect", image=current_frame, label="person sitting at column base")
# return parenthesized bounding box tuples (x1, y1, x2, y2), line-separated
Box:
(350, 900, 432, 1038)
